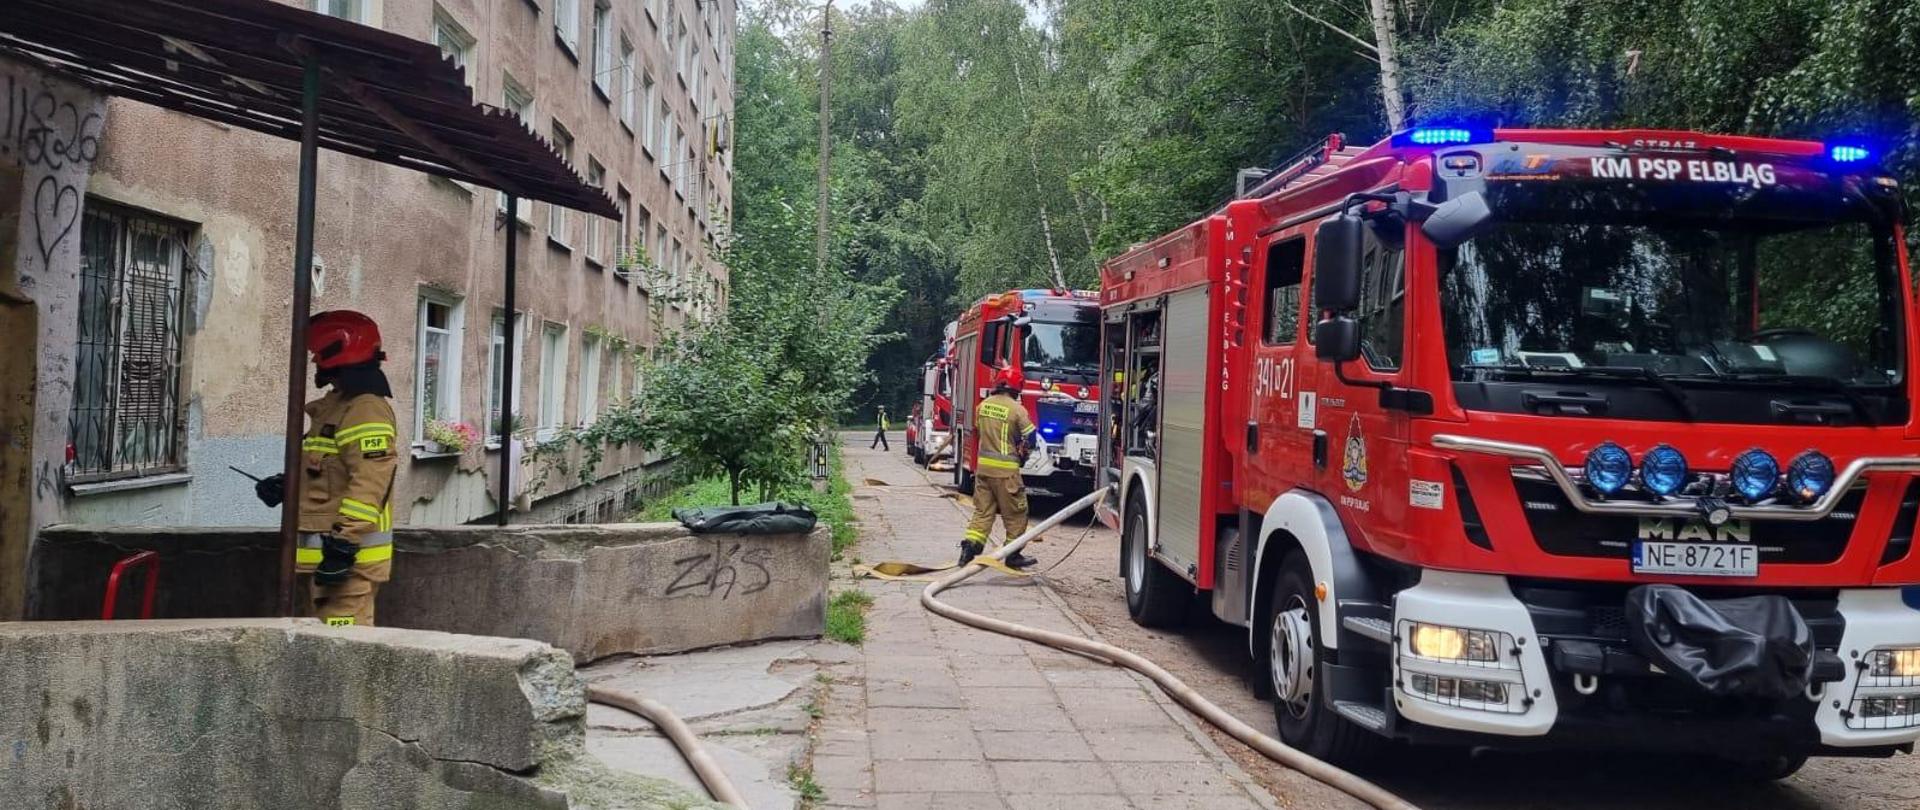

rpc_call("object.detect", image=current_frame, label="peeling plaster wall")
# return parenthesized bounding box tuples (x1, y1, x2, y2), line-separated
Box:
(0, 57, 104, 620)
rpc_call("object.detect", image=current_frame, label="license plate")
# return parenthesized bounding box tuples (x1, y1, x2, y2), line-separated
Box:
(1631, 542, 1758, 577)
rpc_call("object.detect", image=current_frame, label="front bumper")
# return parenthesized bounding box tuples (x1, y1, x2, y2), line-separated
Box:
(1385, 572, 1920, 755)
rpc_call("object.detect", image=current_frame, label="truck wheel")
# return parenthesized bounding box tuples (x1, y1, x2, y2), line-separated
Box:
(958, 467, 975, 495)
(1270, 550, 1379, 763)
(1123, 493, 1187, 627)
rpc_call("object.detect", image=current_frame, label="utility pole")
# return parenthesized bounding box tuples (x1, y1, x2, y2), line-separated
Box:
(815, 0, 833, 274)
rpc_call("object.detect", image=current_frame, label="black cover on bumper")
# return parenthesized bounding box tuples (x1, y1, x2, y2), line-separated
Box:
(1625, 584, 1814, 699)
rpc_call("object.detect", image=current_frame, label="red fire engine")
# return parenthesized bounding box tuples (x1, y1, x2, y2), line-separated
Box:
(1097, 127, 1920, 775)
(950, 288, 1104, 497)
(910, 322, 958, 466)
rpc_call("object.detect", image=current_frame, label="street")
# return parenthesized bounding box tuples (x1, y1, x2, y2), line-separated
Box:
(844, 435, 1920, 810)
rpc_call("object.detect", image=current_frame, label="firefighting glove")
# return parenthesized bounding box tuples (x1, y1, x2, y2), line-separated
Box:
(314, 535, 358, 586)
(254, 473, 286, 508)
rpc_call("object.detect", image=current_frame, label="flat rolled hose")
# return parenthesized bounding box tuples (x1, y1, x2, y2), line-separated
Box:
(587, 684, 750, 808)
(921, 486, 1421, 810)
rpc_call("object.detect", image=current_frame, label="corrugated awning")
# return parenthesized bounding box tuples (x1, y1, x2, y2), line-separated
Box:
(0, 0, 619, 218)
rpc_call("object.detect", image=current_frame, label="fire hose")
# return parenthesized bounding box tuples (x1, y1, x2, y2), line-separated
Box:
(586, 685, 750, 808)
(921, 485, 1422, 810)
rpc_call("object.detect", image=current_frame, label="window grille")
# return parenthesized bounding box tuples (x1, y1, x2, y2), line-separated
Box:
(70, 205, 191, 481)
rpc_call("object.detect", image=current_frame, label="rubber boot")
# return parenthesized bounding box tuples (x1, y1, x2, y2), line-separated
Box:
(1006, 552, 1038, 570)
(958, 540, 984, 566)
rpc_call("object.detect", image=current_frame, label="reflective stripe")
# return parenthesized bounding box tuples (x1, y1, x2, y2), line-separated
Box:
(302, 437, 339, 454)
(296, 548, 324, 565)
(964, 529, 988, 541)
(358, 532, 394, 547)
(355, 543, 394, 564)
(297, 535, 392, 565)
(340, 498, 382, 523)
(334, 422, 396, 442)
(978, 456, 1021, 470)
(979, 403, 1010, 419)
(1020, 424, 1036, 435)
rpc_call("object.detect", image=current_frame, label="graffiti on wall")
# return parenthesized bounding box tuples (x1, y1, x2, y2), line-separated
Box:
(0, 72, 103, 267)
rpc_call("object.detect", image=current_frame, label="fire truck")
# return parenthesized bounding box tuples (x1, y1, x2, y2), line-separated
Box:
(910, 322, 958, 466)
(951, 288, 1103, 497)
(1096, 127, 1920, 775)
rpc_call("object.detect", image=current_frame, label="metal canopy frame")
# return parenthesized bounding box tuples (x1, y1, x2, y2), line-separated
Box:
(0, 0, 616, 615)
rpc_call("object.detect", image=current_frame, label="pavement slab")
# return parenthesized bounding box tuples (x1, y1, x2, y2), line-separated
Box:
(832, 434, 1276, 810)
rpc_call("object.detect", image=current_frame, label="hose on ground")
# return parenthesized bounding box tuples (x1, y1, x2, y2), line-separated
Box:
(921, 486, 1421, 810)
(586, 684, 750, 808)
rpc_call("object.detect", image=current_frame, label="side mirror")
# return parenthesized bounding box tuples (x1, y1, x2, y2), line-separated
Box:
(1315, 317, 1360, 362)
(1313, 213, 1364, 312)
(1420, 191, 1493, 248)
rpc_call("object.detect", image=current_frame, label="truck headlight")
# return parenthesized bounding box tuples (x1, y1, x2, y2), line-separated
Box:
(1409, 673, 1508, 704)
(1867, 648, 1920, 680)
(1409, 622, 1500, 662)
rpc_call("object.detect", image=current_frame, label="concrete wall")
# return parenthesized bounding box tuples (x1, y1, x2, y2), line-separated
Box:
(0, 618, 721, 809)
(31, 522, 829, 662)
(0, 57, 106, 620)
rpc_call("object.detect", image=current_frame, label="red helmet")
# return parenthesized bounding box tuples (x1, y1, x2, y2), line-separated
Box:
(992, 367, 1023, 393)
(307, 310, 383, 370)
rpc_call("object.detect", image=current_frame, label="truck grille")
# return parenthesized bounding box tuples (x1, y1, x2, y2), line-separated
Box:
(1514, 477, 1859, 565)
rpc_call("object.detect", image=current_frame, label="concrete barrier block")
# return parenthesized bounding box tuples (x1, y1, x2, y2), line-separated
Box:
(382, 524, 830, 662)
(32, 523, 831, 664)
(0, 619, 721, 809)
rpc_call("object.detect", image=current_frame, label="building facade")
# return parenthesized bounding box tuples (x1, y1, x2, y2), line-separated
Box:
(56, 0, 737, 530)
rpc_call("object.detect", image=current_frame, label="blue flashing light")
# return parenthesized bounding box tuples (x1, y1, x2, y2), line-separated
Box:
(1583, 442, 1633, 496)
(1828, 144, 1872, 163)
(1039, 421, 1062, 439)
(1729, 448, 1780, 502)
(1406, 127, 1477, 146)
(1787, 450, 1836, 502)
(1640, 444, 1689, 497)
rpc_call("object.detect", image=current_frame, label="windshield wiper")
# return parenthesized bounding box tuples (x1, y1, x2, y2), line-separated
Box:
(1665, 371, 1878, 426)
(1461, 363, 1698, 421)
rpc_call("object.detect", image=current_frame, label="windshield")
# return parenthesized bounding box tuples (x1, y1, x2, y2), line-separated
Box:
(1024, 321, 1100, 377)
(1440, 182, 1904, 390)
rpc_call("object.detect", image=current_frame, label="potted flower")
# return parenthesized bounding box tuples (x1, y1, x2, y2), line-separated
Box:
(422, 419, 480, 456)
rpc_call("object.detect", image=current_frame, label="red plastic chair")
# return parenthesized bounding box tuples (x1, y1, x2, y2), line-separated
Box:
(101, 550, 160, 620)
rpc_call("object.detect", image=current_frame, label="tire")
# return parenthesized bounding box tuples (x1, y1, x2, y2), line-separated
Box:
(1269, 550, 1380, 763)
(1122, 493, 1188, 627)
(959, 467, 975, 495)
(1724, 754, 1808, 782)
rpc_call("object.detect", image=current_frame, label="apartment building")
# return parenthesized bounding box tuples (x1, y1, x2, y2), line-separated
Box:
(56, 0, 736, 528)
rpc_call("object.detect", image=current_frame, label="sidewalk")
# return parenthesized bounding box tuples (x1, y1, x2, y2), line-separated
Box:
(814, 434, 1276, 809)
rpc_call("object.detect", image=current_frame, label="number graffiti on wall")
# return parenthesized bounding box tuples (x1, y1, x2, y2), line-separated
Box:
(0, 73, 103, 265)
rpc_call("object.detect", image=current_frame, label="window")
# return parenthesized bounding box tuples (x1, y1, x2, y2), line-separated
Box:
(486, 312, 524, 444)
(548, 122, 574, 247)
(585, 158, 605, 264)
(619, 36, 636, 128)
(1263, 239, 1305, 345)
(498, 76, 536, 220)
(636, 207, 654, 267)
(415, 293, 464, 442)
(655, 99, 672, 163)
(614, 186, 632, 267)
(1356, 225, 1407, 370)
(641, 72, 659, 153)
(671, 238, 684, 299)
(654, 223, 669, 274)
(591, 2, 613, 97)
(538, 322, 568, 437)
(555, 0, 579, 53)
(579, 334, 602, 423)
(312, 0, 366, 23)
(675, 20, 689, 80)
(608, 352, 624, 407)
(432, 8, 475, 87)
(70, 204, 191, 482)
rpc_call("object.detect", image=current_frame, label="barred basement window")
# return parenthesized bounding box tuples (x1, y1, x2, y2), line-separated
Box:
(70, 205, 192, 482)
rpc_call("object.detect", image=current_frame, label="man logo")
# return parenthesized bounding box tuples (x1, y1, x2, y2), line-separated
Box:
(1637, 516, 1751, 543)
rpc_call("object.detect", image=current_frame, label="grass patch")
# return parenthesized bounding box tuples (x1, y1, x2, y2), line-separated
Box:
(630, 444, 860, 558)
(787, 764, 825, 805)
(825, 589, 874, 645)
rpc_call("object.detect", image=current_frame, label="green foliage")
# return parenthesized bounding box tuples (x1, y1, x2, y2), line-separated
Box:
(632, 444, 859, 557)
(787, 764, 826, 805)
(825, 589, 876, 645)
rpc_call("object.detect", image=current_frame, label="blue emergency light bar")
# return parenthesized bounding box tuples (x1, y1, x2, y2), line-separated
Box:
(1827, 144, 1871, 163)
(1401, 127, 1481, 146)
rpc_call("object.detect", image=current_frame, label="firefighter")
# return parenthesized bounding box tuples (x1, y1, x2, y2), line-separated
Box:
(959, 367, 1039, 569)
(253, 310, 400, 626)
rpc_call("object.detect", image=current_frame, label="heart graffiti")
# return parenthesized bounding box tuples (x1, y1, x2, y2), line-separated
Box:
(32, 175, 77, 265)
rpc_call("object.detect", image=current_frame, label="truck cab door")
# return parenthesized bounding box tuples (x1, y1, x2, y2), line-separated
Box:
(1311, 220, 1413, 555)
(1244, 234, 1315, 510)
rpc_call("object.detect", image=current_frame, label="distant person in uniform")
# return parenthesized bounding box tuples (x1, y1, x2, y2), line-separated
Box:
(870, 405, 890, 451)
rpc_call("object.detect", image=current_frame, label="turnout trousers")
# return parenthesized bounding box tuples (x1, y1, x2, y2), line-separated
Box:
(966, 474, 1030, 547)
